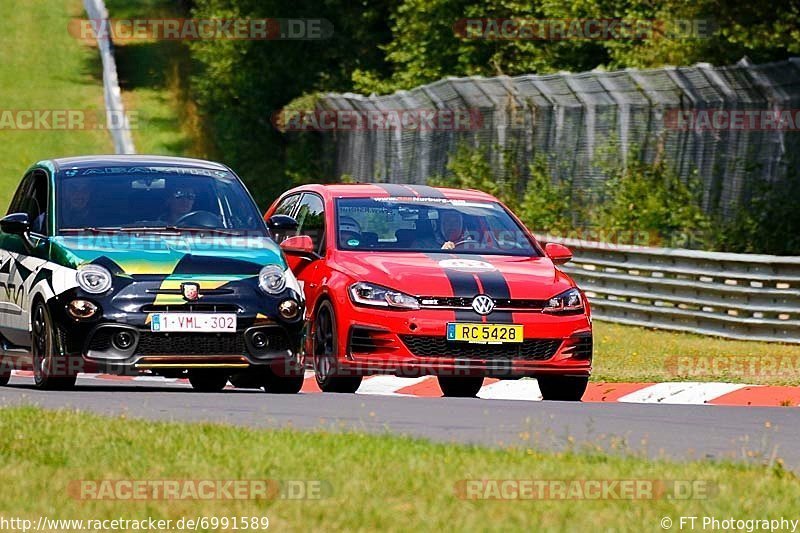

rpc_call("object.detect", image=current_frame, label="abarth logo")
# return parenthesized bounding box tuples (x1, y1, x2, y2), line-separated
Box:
(181, 282, 200, 301)
(472, 295, 495, 315)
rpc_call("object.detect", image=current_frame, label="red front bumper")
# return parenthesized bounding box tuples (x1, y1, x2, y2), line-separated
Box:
(323, 297, 592, 378)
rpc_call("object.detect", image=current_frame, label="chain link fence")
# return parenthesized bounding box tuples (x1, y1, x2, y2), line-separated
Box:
(318, 57, 800, 219)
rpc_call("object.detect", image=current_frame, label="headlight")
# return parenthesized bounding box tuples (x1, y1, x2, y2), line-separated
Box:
(543, 288, 584, 313)
(349, 282, 419, 310)
(259, 265, 286, 294)
(76, 264, 112, 294)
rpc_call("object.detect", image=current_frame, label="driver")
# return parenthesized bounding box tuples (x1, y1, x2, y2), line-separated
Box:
(162, 186, 196, 225)
(439, 209, 469, 250)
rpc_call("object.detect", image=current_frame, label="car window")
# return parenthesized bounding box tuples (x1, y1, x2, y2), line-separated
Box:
(274, 194, 300, 216)
(294, 193, 325, 254)
(55, 167, 267, 234)
(335, 197, 539, 256)
(7, 171, 33, 216)
(26, 171, 49, 235)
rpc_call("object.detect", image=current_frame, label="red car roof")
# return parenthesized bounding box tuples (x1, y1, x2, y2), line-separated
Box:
(286, 183, 499, 202)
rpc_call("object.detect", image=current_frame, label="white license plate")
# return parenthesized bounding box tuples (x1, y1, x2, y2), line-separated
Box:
(150, 313, 237, 333)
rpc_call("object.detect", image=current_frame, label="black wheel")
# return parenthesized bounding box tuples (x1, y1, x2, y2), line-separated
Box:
(188, 370, 229, 392)
(262, 370, 304, 394)
(31, 301, 77, 390)
(437, 376, 484, 397)
(0, 359, 10, 386)
(313, 301, 362, 393)
(537, 376, 588, 401)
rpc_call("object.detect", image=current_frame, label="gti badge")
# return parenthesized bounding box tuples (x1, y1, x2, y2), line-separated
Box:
(472, 294, 495, 315)
(181, 282, 200, 301)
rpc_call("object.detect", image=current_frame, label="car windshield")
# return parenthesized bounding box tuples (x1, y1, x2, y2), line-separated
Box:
(335, 197, 539, 256)
(56, 166, 267, 234)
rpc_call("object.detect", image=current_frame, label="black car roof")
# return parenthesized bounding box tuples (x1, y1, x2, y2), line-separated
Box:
(49, 155, 231, 174)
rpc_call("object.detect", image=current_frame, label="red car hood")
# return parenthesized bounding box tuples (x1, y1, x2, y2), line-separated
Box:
(332, 252, 574, 300)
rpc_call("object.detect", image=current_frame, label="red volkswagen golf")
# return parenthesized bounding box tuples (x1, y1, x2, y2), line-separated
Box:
(264, 184, 592, 400)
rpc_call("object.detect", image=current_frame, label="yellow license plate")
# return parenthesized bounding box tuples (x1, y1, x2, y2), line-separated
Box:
(446, 323, 524, 344)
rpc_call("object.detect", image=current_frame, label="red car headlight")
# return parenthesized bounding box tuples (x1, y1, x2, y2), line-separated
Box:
(543, 288, 584, 314)
(349, 282, 420, 310)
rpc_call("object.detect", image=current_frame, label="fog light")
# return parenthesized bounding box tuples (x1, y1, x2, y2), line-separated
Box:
(112, 331, 135, 350)
(68, 299, 97, 319)
(252, 331, 269, 349)
(278, 299, 300, 320)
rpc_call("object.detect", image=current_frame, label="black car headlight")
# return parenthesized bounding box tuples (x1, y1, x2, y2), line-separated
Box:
(543, 288, 584, 313)
(76, 264, 112, 294)
(349, 282, 419, 310)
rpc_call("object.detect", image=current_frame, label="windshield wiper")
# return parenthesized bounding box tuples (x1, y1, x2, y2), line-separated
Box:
(117, 226, 242, 236)
(60, 227, 122, 234)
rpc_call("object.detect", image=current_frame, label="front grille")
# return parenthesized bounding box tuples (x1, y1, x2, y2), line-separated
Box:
(136, 332, 246, 356)
(141, 304, 241, 313)
(88, 329, 114, 351)
(400, 335, 561, 361)
(417, 297, 549, 310)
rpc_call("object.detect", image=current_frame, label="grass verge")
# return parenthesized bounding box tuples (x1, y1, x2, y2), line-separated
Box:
(0, 406, 797, 532)
(105, 0, 208, 157)
(593, 320, 800, 385)
(0, 0, 111, 210)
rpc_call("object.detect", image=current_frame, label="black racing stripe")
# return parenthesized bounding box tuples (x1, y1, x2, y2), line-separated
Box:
(374, 183, 417, 197)
(423, 253, 481, 321)
(407, 185, 445, 198)
(475, 269, 514, 324)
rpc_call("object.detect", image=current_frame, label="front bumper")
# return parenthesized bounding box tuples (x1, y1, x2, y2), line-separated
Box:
(329, 300, 592, 378)
(48, 281, 304, 373)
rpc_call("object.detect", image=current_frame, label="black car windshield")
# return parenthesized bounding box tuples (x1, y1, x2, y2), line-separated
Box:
(336, 197, 539, 256)
(56, 166, 267, 234)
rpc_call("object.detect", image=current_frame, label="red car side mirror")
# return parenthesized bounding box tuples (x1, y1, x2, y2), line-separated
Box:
(544, 242, 572, 265)
(281, 235, 315, 256)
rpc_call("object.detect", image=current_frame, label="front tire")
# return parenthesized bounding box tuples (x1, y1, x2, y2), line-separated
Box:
(313, 301, 362, 393)
(437, 376, 484, 397)
(31, 301, 77, 390)
(0, 359, 10, 386)
(188, 370, 229, 392)
(262, 369, 304, 394)
(537, 376, 588, 401)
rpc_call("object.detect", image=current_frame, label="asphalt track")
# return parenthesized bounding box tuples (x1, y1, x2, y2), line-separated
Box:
(1, 374, 797, 470)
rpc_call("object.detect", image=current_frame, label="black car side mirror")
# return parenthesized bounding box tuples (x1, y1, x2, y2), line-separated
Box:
(0, 213, 30, 235)
(267, 215, 299, 232)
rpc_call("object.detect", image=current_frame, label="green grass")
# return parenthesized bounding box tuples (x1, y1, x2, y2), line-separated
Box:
(104, 0, 207, 157)
(0, 0, 111, 211)
(593, 320, 800, 385)
(0, 406, 797, 532)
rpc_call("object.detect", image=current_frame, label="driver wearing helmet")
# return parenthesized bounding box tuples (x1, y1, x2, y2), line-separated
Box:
(162, 186, 196, 225)
(339, 216, 363, 247)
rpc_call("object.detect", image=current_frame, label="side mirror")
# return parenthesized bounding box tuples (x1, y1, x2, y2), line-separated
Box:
(0, 213, 30, 235)
(545, 242, 572, 265)
(267, 215, 299, 232)
(280, 235, 316, 257)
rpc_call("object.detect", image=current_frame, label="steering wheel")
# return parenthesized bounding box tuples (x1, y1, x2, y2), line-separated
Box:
(174, 210, 221, 228)
(451, 237, 476, 249)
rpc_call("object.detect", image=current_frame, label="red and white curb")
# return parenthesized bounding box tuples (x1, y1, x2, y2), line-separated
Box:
(9, 370, 799, 407)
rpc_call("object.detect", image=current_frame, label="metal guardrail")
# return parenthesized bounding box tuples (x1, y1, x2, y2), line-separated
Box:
(83, 0, 136, 154)
(536, 234, 800, 344)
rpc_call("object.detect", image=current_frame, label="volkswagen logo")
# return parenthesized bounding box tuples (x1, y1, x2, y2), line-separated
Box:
(472, 295, 495, 315)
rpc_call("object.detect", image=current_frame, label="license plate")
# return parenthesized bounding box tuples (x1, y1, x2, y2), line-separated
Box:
(150, 313, 237, 333)
(446, 323, 523, 344)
